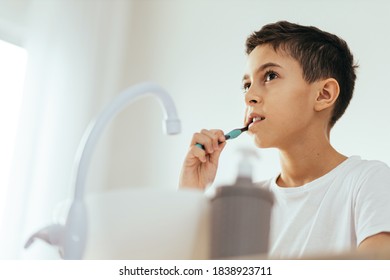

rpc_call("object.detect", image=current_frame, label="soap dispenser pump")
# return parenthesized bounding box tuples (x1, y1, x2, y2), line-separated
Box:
(209, 148, 273, 259)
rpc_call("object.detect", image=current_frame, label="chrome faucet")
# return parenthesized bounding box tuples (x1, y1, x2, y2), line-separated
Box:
(25, 82, 181, 259)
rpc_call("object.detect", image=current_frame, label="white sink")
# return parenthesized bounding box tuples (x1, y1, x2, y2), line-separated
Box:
(83, 188, 210, 259)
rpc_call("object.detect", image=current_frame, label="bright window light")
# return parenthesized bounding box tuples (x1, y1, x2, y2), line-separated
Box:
(0, 39, 28, 228)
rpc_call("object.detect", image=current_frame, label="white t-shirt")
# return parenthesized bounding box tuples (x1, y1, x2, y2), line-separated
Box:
(258, 156, 390, 259)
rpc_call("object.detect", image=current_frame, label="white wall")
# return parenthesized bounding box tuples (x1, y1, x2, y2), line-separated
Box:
(105, 0, 390, 190)
(0, 0, 30, 45)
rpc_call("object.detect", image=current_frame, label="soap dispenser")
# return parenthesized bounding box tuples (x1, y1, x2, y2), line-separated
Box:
(209, 148, 273, 259)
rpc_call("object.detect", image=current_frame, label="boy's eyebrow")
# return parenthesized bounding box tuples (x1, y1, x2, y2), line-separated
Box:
(242, 62, 282, 81)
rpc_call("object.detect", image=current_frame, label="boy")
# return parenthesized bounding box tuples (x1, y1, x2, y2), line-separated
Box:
(179, 21, 390, 258)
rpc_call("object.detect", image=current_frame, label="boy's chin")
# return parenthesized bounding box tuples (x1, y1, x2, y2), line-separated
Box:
(253, 137, 272, 149)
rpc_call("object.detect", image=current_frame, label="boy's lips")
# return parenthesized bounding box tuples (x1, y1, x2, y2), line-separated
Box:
(245, 113, 266, 129)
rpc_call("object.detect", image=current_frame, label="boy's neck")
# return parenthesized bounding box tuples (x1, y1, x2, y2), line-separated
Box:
(276, 140, 347, 188)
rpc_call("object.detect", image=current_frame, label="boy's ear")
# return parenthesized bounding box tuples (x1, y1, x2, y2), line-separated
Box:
(314, 78, 340, 112)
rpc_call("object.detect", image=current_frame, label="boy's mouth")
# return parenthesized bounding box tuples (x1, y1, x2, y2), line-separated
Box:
(246, 113, 266, 128)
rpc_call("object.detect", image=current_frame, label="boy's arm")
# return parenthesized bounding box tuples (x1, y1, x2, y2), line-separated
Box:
(358, 232, 390, 253)
(354, 162, 390, 257)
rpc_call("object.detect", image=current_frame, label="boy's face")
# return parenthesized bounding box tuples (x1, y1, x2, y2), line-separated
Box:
(243, 44, 322, 149)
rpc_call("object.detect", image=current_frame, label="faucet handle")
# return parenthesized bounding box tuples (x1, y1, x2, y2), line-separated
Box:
(24, 224, 65, 257)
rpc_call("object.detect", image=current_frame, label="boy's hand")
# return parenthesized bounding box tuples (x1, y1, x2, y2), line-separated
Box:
(179, 129, 226, 190)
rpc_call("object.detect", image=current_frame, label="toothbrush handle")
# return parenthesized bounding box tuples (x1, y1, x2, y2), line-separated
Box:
(195, 134, 231, 150)
(195, 143, 205, 150)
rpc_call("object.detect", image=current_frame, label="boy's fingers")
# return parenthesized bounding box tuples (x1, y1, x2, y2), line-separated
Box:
(192, 129, 225, 152)
(188, 145, 207, 163)
(192, 132, 215, 153)
(209, 141, 226, 164)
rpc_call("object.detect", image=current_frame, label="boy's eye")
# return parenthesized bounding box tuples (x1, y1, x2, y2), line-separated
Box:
(242, 83, 251, 94)
(264, 70, 278, 82)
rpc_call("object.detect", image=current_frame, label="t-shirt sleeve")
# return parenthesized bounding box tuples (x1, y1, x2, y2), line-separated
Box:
(354, 161, 390, 245)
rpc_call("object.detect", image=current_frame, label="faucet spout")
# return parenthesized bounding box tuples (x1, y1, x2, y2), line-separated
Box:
(74, 82, 181, 201)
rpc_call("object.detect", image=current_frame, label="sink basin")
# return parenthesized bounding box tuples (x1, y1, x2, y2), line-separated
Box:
(83, 188, 210, 259)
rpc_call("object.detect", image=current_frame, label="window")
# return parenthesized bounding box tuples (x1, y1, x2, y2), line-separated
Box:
(0, 39, 28, 228)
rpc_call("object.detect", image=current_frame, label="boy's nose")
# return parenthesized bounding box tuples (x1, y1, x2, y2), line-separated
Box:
(245, 89, 262, 105)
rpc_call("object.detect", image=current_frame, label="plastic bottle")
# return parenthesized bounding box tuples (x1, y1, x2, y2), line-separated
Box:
(209, 149, 273, 259)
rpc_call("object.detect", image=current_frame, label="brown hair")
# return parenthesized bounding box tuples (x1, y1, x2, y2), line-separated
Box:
(246, 21, 358, 127)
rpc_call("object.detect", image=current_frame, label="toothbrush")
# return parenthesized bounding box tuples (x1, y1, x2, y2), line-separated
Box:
(195, 126, 248, 150)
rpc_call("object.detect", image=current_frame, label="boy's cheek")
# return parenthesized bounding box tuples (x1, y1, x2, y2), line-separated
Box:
(243, 107, 249, 124)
